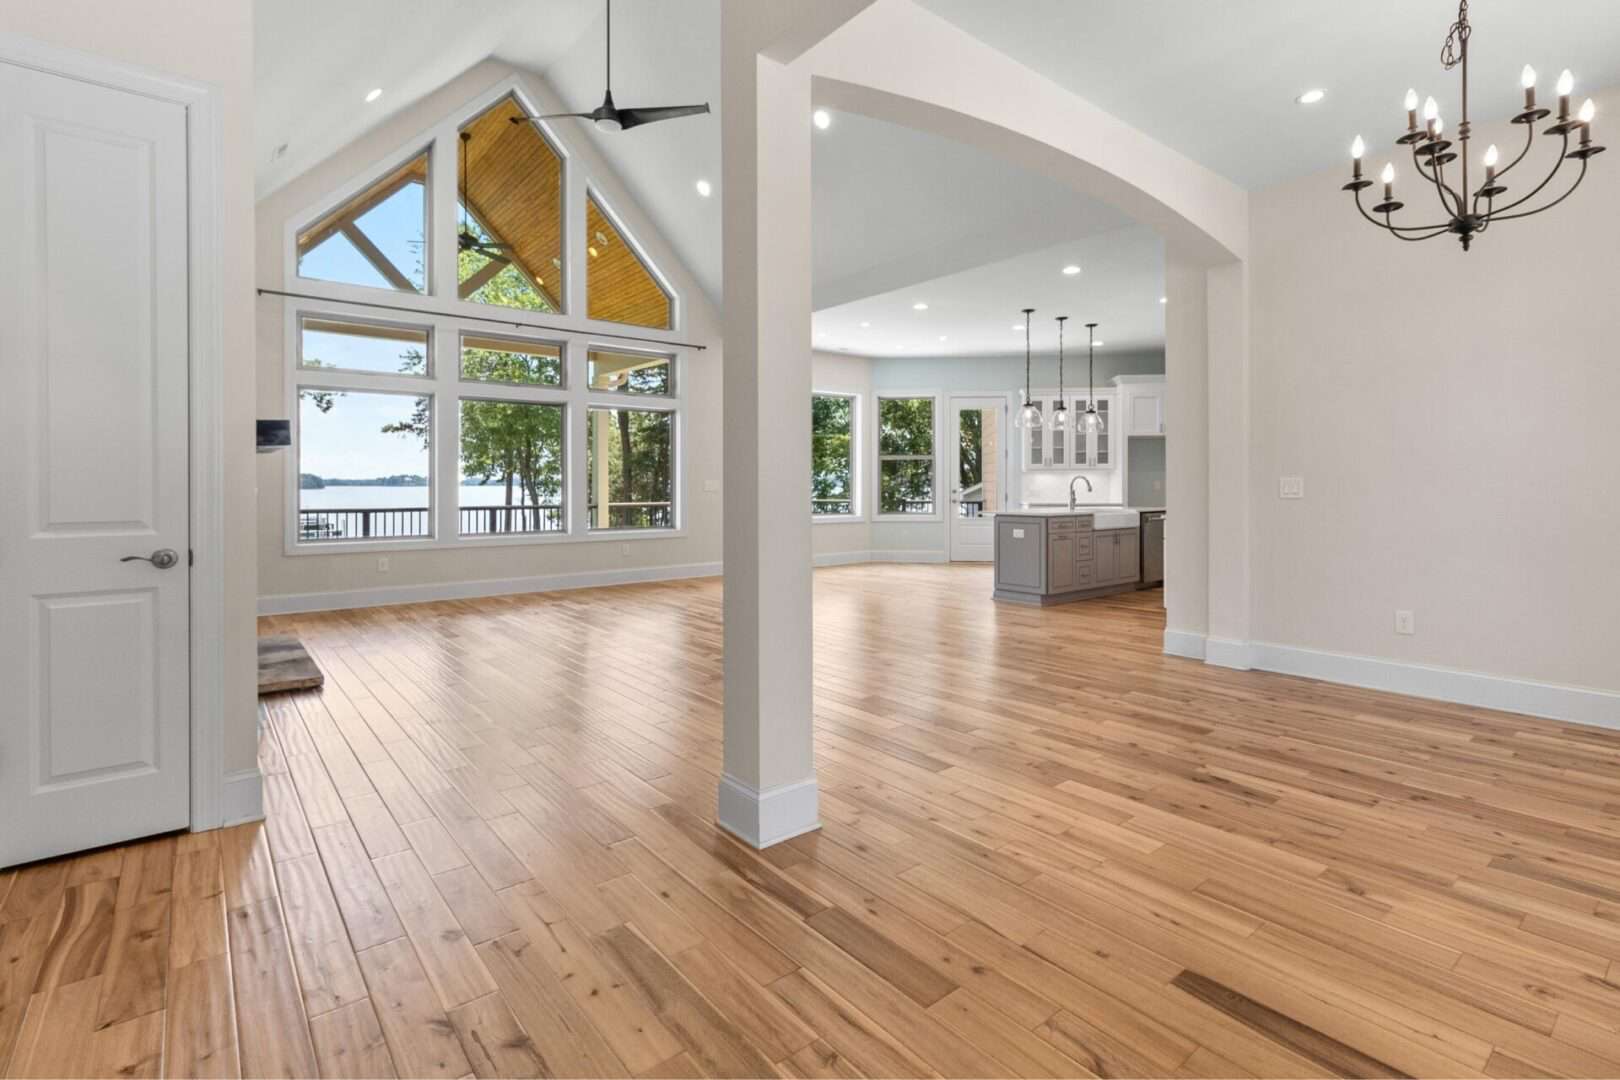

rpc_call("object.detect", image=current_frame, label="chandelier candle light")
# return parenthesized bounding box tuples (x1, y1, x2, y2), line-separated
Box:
(1016, 308, 1042, 430)
(1344, 0, 1604, 251)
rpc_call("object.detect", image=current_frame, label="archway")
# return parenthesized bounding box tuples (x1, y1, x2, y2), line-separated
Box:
(718, 0, 1252, 847)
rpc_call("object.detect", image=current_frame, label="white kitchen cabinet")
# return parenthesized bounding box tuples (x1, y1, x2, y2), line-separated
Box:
(1024, 392, 1115, 470)
(1118, 377, 1166, 437)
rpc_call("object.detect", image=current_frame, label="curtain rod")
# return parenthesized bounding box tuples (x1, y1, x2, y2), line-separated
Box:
(255, 288, 708, 351)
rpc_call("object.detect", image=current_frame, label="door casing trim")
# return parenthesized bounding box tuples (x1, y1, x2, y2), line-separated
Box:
(0, 32, 231, 832)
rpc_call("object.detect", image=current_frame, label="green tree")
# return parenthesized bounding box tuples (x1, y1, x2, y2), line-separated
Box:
(811, 395, 853, 513)
(958, 408, 982, 490)
(878, 397, 935, 513)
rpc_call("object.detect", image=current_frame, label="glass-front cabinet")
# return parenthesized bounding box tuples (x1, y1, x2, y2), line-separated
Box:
(1025, 393, 1114, 469)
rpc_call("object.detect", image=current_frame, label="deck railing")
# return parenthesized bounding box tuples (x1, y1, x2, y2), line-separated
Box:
(298, 502, 677, 540)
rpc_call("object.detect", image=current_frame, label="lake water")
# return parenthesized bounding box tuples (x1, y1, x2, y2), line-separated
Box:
(300, 484, 554, 509)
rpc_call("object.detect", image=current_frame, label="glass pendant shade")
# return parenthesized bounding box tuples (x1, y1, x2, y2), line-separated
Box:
(1081, 405, 1105, 433)
(1050, 400, 1068, 427)
(1016, 400, 1044, 430)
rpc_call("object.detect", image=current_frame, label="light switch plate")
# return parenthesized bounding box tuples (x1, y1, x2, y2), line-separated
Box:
(1395, 609, 1416, 635)
(703, 479, 719, 492)
(1279, 476, 1305, 499)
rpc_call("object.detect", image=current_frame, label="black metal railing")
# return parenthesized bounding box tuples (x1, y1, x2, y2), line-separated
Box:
(299, 504, 565, 541)
(298, 507, 431, 540)
(957, 500, 985, 517)
(812, 498, 854, 516)
(590, 502, 673, 530)
(461, 505, 565, 535)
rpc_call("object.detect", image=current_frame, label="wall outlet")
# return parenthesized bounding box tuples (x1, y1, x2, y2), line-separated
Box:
(377, 556, 390, 573)
(1279, 476, 1305, 499)
(703, 479, 719, 493)
(1394, 609, 1416, 635)
(620, 543, 631, 557)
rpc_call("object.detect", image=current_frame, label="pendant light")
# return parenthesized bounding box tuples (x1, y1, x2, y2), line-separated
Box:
(1050, 317, 1069, 431)
(1080, 322, 1105, 433)
(1015, 307, 1042, 430)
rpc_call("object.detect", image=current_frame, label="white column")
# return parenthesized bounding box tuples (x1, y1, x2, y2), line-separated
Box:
(717, 2, 819, 847)
(1163, 251, 1210, 658)
(1204, 261, 1252, 668)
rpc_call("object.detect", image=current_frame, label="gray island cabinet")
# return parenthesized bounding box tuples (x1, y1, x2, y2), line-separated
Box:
(993, 510, 1141, 605)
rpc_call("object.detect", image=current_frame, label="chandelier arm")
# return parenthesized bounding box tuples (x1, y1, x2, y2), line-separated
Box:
(1491, 118, 1538, 184)
(1486, 157, 1589, 223)
(1482, 131, 1572, 217)
(1384, 211, 1454, 241)
(1352, 188, 1452, 233)
(1410, 143, 1465, 218)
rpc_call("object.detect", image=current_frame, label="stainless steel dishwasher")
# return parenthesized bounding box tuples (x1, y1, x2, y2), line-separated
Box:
(1140, 512, 1165, 585)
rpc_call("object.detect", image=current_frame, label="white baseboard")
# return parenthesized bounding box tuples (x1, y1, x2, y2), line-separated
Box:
(716, 774, 821, 849)
(259, 561, 723, 615)
(1164, 631, 1620, 732)
(814, 550, 874, 567)
(1163, 629, 1207, 660)
(1249, 641, 1620, 732)
(866, 549, 949, 564)
(1204, 636, 1254, 671)
(221, 768, 263, 826)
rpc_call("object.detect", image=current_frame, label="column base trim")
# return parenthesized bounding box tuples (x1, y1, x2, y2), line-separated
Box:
(1162, 629, 1207, 660)
(716, 774, 821, 849)
(1204, 636, 1254, 670)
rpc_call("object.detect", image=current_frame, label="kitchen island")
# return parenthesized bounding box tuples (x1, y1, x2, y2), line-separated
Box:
(992, 508, 1142, 605)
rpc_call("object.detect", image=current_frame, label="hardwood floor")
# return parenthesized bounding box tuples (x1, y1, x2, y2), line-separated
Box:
(3, 563, 1620, 1078)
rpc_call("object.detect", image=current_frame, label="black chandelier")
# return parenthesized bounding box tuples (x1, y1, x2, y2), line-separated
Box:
(1343, 0, 1604, 251)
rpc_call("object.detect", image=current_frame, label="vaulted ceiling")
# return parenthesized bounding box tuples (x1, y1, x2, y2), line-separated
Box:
(257, 0, 1620, 346)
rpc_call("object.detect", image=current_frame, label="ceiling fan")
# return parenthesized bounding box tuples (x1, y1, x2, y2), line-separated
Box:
(457, 132, 510, 261)
(511, 0, 711, 133)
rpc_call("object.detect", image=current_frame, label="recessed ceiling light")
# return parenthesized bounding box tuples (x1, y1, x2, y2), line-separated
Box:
(1296, 88, 1326, 105)
(1012, 325, 1023, 331)
(1094, 341, 1105, 347)
(912, 301, 928, 310)
(812, 109, 831, 130)
(695, 179, 712, 197)
(1159, 296, 1168, 304)
(938, 335, 947, 341)
(1062, 264, 1081, 276)
(365, 87, 383, 103)
(859, 321, 870, 328)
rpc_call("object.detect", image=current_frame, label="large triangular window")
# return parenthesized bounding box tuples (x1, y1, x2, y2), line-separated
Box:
(457, 95, 564, 313)
(587, 195, 672, 330)
(297, 152, 428, 293)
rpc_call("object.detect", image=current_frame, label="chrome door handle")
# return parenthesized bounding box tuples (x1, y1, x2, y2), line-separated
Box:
(122, 548, 180, 570)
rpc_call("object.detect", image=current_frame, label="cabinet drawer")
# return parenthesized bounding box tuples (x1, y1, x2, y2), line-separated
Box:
(1048, 518, 1080, 535)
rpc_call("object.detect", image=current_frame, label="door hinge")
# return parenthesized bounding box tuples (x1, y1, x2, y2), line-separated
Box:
(188, 549, 194, 567)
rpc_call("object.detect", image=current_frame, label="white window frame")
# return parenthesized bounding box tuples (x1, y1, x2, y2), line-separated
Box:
(810, 390, 862, 522)
(872, 391, 943, 522)
(280, 74, 691, 556)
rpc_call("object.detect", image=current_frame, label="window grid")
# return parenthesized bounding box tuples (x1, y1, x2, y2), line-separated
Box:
(284, 81, 689, 555)
(877, 396, 936, 518)
(811, 393, 857, 518)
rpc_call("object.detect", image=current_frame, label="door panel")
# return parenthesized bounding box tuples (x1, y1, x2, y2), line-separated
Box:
(949, 397, 1004, 562)
(1, 62, 191, 868)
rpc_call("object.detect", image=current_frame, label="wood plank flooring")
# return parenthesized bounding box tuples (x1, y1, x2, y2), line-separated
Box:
(4, 564, 1620, 1078)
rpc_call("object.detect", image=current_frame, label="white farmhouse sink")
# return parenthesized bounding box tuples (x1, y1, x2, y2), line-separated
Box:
(1088, 509, 1140, 529)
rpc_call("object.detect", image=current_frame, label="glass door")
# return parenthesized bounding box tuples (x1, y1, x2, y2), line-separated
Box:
(949, 396, 1006, 561)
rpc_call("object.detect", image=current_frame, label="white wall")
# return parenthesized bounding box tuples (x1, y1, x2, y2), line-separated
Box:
(1249, 87, 1620, 699)
(2, 1, 259, 778)
(255, 61, 725, 612)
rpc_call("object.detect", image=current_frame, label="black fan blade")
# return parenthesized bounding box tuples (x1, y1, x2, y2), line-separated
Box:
(510, 112, 595, 124)
(617, 103, 710, 130)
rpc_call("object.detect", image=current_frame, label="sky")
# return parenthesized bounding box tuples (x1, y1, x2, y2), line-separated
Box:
(298, 390, 428, 480)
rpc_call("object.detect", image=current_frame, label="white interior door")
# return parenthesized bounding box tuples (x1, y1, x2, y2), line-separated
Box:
(948, 396, 1005, 562)
(0, 61, 192, 868)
